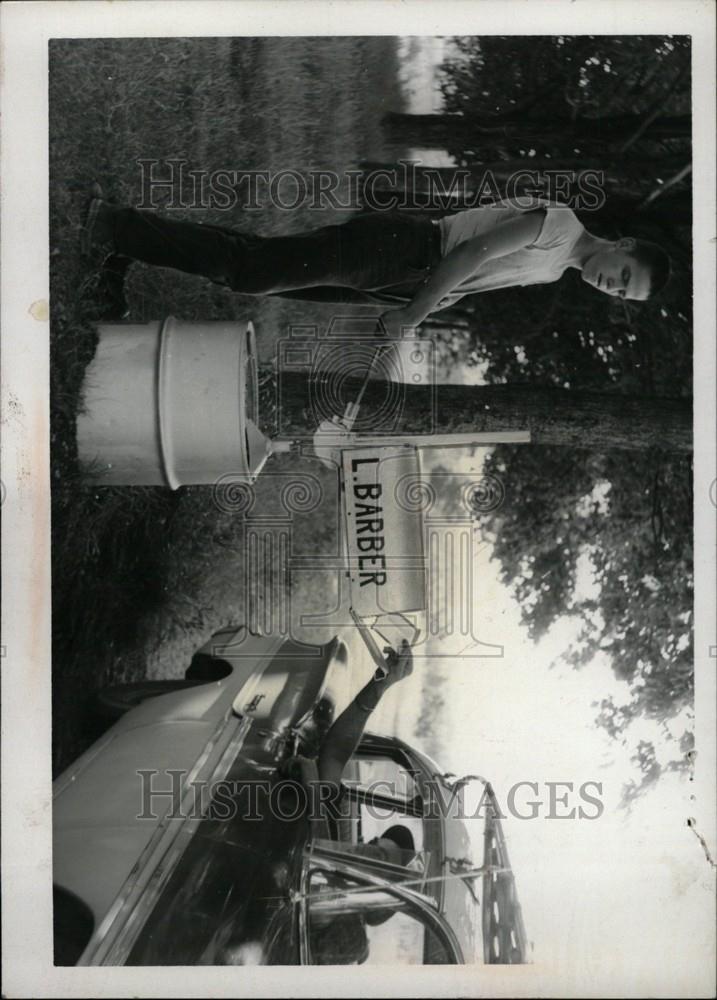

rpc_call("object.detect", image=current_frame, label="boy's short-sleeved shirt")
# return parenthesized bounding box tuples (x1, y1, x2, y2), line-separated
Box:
(436, 200, 584, 308)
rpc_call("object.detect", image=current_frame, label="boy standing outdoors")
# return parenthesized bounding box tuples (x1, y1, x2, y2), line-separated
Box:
(84, 187, 671, 331)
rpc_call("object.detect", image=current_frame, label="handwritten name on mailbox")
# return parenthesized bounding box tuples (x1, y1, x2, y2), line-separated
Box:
(341, 446, 426, 618)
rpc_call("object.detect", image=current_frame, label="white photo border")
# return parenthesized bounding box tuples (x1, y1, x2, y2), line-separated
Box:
(1, 1, 714, 996)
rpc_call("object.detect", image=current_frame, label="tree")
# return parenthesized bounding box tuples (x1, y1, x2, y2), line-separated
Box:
(382, 111, 691, 152)
(265, 371, 692, 453)
(371, 34, 693, 791)
(483, 444, 693, 717)
(378, 35, 691, 261)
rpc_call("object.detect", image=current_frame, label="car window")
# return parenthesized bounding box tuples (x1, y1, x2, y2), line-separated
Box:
(305, 865, 454, 965)
(351, 755, 419, 802)
(356, 806, 425, 858)
(341, 752, 425, 855)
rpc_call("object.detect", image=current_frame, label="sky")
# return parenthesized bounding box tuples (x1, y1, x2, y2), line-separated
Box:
(396, 35, 455, 166)
(348, 451, 714, 993)
(342, 440, 713, 995)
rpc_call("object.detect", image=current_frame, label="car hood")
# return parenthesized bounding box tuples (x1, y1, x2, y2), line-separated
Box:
(53, 718, 227, 921)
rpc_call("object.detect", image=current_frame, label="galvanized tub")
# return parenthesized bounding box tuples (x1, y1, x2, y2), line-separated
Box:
(77, 318, 270, 488)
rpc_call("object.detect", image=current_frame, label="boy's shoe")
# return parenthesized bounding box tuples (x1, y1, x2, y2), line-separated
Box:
(81, 184, 117, 265)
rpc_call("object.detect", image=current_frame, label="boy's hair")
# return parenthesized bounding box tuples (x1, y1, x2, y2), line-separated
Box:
(382, 824, 416, 854)
(628, 239, 672, 298)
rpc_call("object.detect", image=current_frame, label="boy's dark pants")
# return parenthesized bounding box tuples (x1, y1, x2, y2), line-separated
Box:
(110, 207, 442, 304)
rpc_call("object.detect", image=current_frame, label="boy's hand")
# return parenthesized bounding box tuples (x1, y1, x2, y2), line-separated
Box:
(376, 308, 418, 340)
(381, 639, 414, 687)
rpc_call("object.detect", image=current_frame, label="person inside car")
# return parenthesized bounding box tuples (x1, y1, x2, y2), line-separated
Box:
(279, 638, 417, 963)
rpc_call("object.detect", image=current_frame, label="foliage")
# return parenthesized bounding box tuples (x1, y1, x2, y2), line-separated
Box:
(438, 34, 690, 158)
(427, 37, 694, 798)
(485, 445, 693, 718)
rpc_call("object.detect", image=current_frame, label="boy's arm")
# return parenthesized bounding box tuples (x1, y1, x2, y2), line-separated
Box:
(280, 643, 412, 839)
(317, 640, 413, 787)
(379, 208, 547, 335)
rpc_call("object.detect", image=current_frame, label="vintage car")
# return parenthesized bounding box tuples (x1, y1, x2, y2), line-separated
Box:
(53, 627, 528, 966)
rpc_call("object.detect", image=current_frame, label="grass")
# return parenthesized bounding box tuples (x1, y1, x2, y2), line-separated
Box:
(49, 36, 408, 774)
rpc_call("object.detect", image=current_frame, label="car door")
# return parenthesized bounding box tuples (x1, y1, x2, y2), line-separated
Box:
(299, 842, 462, 965)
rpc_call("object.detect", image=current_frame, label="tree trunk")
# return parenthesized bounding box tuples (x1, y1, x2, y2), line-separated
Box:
(382, 112, 691, 151)
(361, 154, 689, 178)
(262, 372, 692, 453)
(356, 161, 692, 222)
(590, 191, 691, 228)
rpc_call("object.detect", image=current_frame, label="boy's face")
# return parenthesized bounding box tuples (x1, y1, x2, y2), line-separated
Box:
(582, 239, 651, 301)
